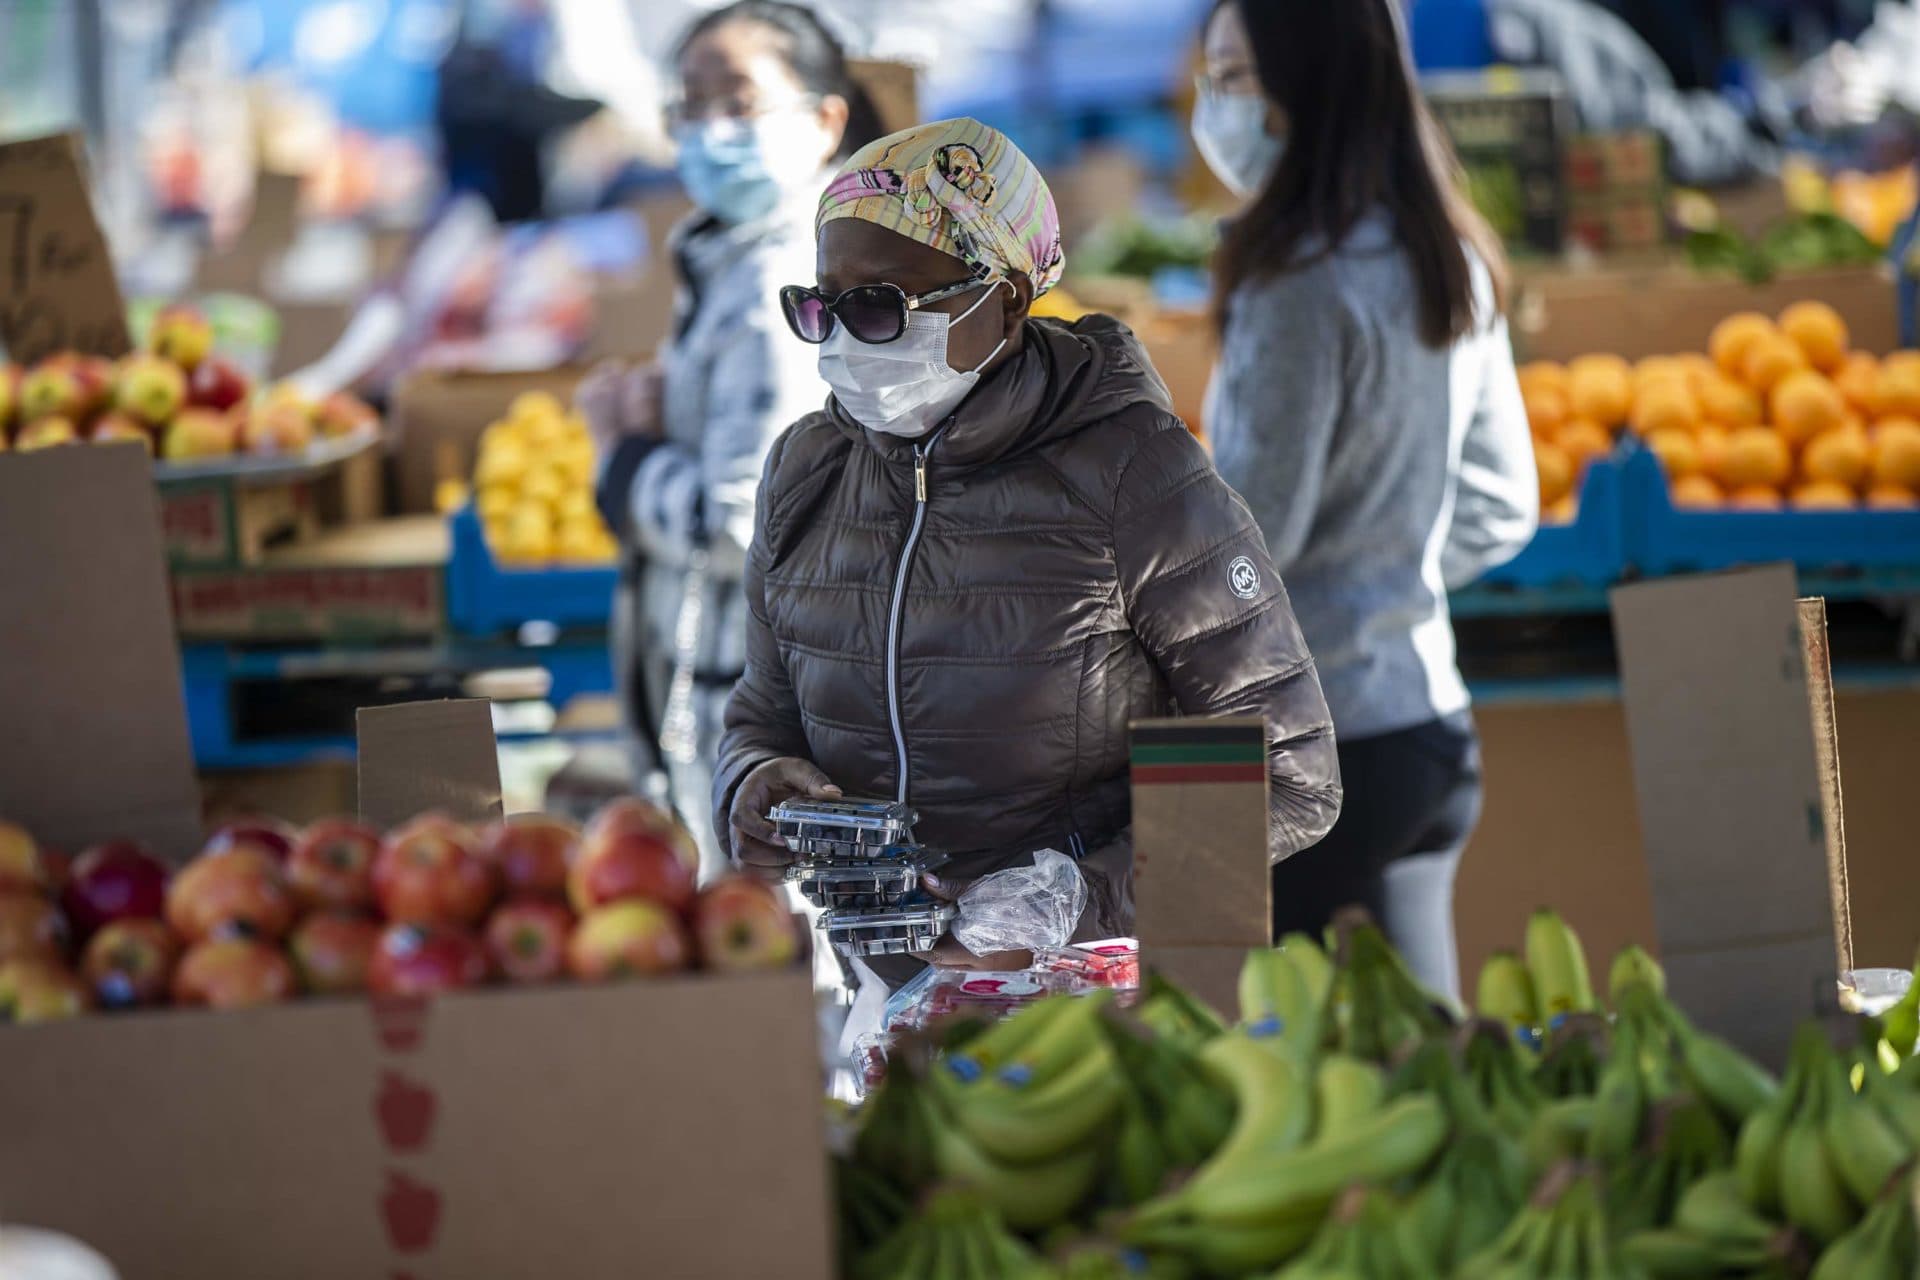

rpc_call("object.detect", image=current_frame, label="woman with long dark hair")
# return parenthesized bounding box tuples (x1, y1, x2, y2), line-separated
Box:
(1194, 0, 1537, 997)
(580, 1, 882, 871)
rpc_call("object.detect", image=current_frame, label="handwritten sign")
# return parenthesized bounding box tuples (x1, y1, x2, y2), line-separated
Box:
(0, 132, 130, 363)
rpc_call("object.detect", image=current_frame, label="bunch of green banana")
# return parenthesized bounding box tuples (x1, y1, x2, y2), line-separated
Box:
(1735, 1022, 1910, 1247)
(835, 1153, 910, 1258)
(1620, 1172, 1808, 1279)
(1329, 920, 1451, 1064)
(1874, 947, 1919, 1060)
(1859, 1039, 1920, 1149)
(853, 1057, 942, 1191)
(1587, 1017, 1652, 1165)
(1605, 1094, 1732, 1236)
(1042, 1241, 1193, 1280)
(1238, 937, 1332, 1057)
(1806, 1170, 1918, 1280)
(1524, 908, 1599, 1025)
(1275, 1185, 1442, 1280)
(1099, 1012, 1236, 1171)
(1137, 970, 1228, 1050)
(1607, 944, 1667, 1007)
(1461, 1018, 1545, 1137)
(1476, 949, 1542, 1044)
(1612, 974, 1778, 1129)
(853, 1186, 1050, 1280)
(1455, 1162, 1643, 1280)
(1535, 1014, 1608, 1099)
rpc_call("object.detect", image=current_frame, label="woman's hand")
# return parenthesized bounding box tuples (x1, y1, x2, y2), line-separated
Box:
(575, 360, 665, 455)
(728, 757, 841, 881)
(922, 872, 1033, 971)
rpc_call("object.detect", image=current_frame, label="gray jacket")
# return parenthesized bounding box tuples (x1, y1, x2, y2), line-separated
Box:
(1206, 217, 1537, 741)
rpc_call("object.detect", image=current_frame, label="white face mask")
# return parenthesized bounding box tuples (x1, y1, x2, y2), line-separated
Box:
(818, 279, 1010, 438)
(1192, 90, 1284, 198)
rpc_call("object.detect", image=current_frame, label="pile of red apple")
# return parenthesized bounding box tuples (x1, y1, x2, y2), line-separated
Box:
(0, 798, 799, 1022)
(0, 304, 379, 462)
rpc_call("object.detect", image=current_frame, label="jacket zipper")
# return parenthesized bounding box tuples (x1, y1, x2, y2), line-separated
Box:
(886, 427, 947, 805)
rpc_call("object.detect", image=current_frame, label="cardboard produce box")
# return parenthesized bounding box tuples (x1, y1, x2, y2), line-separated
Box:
(391, 367, 587, 513)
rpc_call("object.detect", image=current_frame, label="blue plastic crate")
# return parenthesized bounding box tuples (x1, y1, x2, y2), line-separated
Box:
(446, 505, 618, 636)
(1477, 451, 1626, 588)
(1620, 444, 1920, 574)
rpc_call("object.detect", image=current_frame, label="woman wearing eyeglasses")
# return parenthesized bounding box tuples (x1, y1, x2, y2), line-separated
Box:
(581, 1, 880, 869)
(713, 118, 1342, 972)
(1192, 0, 1537, 998)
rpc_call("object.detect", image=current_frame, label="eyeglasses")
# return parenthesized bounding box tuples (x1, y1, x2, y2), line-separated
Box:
(664, 94, 816, 133)
(1195, 68, 1260, 98)
(779, 269, 995, 345)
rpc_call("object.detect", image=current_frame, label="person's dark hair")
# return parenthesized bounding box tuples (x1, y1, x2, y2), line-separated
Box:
(676, 1, 885, 160)
(1208, 0, 1508, 346)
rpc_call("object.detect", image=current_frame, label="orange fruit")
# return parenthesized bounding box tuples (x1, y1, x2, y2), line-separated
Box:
(1523, 385, 1569, 437)
(1555, 418, 1613, 470)
(1800, 427, 1870, 489)
(1542, 494, 1578, 525)
(1866, 484, 1918, 510)
(1874, 352, 1920, 418)
(1768, 371, 1846, 446)
(1777, 300, 1850, 372)
(1789, 480, 1857, 510)
(1727, 485, 1785, 511)
(1833, 351, 1879, 414)
(1869, 417, 1920, 489)
(1718, 426, 1794, 489)
(1709, 312, 1776, 376)
(1535, 440, 1576, 507)
(1634, 356, 1688, 391)
(1644, 427, 1703, 478)
(1567, 354, 1633, 427)
(1741, 333, 1810, 393)
(1696, 374, 1763, 428)
(1669, 474, 1724, 510)
(1518, 361, 1569, 401)
(1631, 378, 1698, 435)
(1694, 424, 1731, 481)
(1676, 353, 1719, 390)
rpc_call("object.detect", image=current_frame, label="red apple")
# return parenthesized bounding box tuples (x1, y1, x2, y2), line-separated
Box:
(367, 923, 490, 996)
(0, 959, 90, 1022)
(15, 416, 78, 450)
(207, 817, 296, 863)
(693, 874, 800, 972)
(164, 844, 295, 943)
(287, 818, 380, 911)
(171, 937, 295, 1009)
(584, 798, 700, 874)
(81, 917, 178, 1008)
(567, 901, 690, 980)
(315, 391, 378, 439)
(0, 892, 68, 965)
(161, 406, 238, 459)
(37, 846, 71, 897)
(479, 815, 577, 901)
(484, 899, 574, 983)
(372, 814, 499, 928)
(113, 354, 187, 425)
(289, 910, 381, 994)
(72, 355, 115, 415)
(148, 304, 214, 369)
(0, 819, 43, 892)
(187, 354, 251, 412)
(569, 804, 696, 917)
(61, 840, 169, 937)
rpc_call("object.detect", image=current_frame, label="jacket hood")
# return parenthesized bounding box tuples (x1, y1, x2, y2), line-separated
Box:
(830, 313, 1176, 470)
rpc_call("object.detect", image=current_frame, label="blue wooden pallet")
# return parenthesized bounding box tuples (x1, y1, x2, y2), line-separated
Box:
(445, 505, 619, 636)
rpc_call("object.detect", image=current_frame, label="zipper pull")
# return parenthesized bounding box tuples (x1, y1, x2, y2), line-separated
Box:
(914, 447, 928, 503)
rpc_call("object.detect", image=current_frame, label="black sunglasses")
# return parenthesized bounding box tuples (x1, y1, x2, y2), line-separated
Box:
(779, 268, 993, 345)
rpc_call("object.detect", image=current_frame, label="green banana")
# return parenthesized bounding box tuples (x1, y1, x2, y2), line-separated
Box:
(1121, 1213, 1319, 1273)
(1098, 1013, 1234, 1168)
(1822, 1068, 1914, 1205)
(853, 1063, 941, 1189)
(1621, 1227, 1744, 1278)
(1103, 1089, 1169, 1207)
(1313, 1053, 1386, 1139)
(1587, 1017, 1649, 1162)
(1807, 1176, 1918, 1280)
(939, 1043, 1124, 1164)
(995, 990, 1115, 1088)
(1135, 970, 1227, 1050)
(1237, 945, 1304, 1036)
(1476, 948, 1540, 1033)
(1735, 1096, 1792, 1216)
(1776, 1053, 1859, 1245)
(1279, 931, 1333, 1006)
(1524, 907, 1598, 1021)
(1534, 1014, 1607, 1098)
(929, 1114, 1100, 1230)
(1608, 942, 1667, 1006)
(1675, 1171, 1778, 1248)
(1188, 1032, 1315, 1172)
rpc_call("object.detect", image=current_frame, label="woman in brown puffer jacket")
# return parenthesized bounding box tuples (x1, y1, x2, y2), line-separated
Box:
(713, 119, 1340, 967)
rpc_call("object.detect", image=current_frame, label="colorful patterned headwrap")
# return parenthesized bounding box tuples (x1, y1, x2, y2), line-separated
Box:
(817, 118, 1065, 296)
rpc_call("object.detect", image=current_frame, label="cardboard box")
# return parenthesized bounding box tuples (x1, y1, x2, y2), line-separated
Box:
(1513, 262, 1900, 362)
(1609, 566, 1844, 1065)
(0, 132, 133, 361)
(170, 515, 449, 642)
(356, 699, 503, 829)
(391, 368, 587, 513)
(0, 973, 833, 1280)
(1136, 308, 1217, 438)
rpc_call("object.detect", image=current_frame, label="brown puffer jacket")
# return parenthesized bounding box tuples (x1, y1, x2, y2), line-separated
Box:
(713, 315, 1341, 938)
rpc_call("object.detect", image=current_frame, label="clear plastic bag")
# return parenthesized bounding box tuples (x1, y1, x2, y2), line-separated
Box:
(952, 849, 1088, 956)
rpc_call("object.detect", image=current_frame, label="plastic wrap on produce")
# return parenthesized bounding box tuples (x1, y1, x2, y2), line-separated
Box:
(952, 849, 1087, 956)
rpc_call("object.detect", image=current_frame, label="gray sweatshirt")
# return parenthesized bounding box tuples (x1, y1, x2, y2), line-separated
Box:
(1205, 215, 1537, 740)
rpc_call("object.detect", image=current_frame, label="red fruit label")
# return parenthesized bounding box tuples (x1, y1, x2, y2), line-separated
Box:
(381, 1171, 441, 1254)
(371, 994, 429, 1052)
(376, 1070, 437, 1152)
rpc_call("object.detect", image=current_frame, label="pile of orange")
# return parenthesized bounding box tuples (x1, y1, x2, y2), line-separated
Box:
(1520, 300, 1920, 517)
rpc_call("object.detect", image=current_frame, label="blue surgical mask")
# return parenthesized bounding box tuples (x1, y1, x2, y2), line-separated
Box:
(675, 112, 825, 225)
(1191, 90, 1284, 198)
